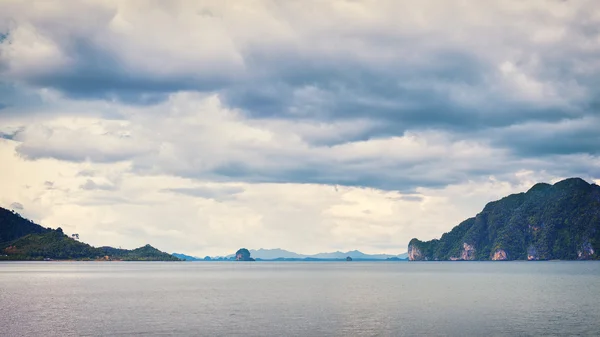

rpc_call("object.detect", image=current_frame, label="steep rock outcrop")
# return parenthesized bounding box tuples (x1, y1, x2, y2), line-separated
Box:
(492, 249, 508, 261)
(578, 242, 595, 260)
(408, 241, 426, 261)
(527, 246, 538, 261)
(461, 243, 476, 260)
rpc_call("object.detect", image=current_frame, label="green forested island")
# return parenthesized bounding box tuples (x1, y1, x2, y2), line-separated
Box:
(0, 207, 179, 261)
(408, 178, 600, 261)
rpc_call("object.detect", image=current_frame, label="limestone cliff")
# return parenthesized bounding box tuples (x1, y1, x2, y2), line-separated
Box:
(492, 249, 508, 261)
(408, 242, 426, 261)
(578, 242, 595, 260)
(527, 246, 538, 260)
(460, 243, 476, 260)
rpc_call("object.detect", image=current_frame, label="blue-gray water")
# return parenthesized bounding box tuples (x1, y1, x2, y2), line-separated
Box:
(1, 261, 599, 336)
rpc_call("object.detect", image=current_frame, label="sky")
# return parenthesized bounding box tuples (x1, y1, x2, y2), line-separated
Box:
(0, 0, 599, 257)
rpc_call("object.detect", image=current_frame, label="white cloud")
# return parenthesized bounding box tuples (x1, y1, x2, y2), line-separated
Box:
(1, 0, 598, 108)
(0, 23, 68, 78)
(7, 92, 518, 190)
(13, 116, 154, 162)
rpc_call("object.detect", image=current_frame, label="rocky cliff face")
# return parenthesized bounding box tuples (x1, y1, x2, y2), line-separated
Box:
(527, 246, 538, 260)
(408, 243, 424, 261)
(406, 178, 600, 261)
(448, 243, 477, 260)
(578, 242, 595, 260)
(461, 243, 476, 260)
(492, 249, 508, 261)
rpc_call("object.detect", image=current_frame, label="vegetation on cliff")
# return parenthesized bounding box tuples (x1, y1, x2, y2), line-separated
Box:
(408, 178, 600, 261)
(3, 229, 101, 260)
(0, 206, 179, 261)
(0, 207, 50, 246)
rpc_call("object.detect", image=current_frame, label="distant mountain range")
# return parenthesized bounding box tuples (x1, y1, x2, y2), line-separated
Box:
(0, 206, 179, 261)
(174, 248, 409, 261)
(1, 204, 407, 262)
(172, 253, 204, 261)
(409, 178, 600, 261)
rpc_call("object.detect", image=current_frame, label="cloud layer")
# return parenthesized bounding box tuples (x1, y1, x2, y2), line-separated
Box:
(0, 0, 599, 255)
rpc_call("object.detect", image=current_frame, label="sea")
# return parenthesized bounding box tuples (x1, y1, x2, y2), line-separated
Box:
(1, 261, 599, 336)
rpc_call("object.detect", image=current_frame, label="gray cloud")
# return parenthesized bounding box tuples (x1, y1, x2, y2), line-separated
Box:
(1, 1, 599, 192)
(489, 118, 600, 157)
(161, 186, 244, 201)
(392, 195, 424, 202)
(13, 123, 154, 163)
(0, 129, 20, 140)
(80, 179, 116, 191)
(0, 2, 241, 105)
(10, 202, 23, 210)
(2, 2, 597, 130)
(26, 38, 224, 105)
(17, 143, 144, 163)
(77, 170, 96, 177)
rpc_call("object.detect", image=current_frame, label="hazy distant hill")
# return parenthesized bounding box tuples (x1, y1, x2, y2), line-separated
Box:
(0, 206, 179, 261)
(409, 178, 600, 261)
(192, 248, 408, 261)
(172, 253, 202, 261)
(249, 248, 405, 260)
(250, 248, 305, 259)
(310, 250, 400, 260)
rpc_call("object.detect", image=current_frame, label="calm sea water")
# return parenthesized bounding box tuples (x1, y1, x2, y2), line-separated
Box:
(1, 261, 599, 336)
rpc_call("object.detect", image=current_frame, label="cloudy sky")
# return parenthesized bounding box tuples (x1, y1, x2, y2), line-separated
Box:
(1, 0, 599, 256)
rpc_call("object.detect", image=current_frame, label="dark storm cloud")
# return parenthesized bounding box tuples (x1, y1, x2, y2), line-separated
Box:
(205, 157, 490, 192)
(2, 1, 599, 192)
(23, 38, 230, 105)
(225, 49, 489, 120)
(222, 47, 588, 149)
(0, 82, 54, 117)
(3, 7, 597, 136)
(4, 20, 587, 133)
(492, 121, 600, 157)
